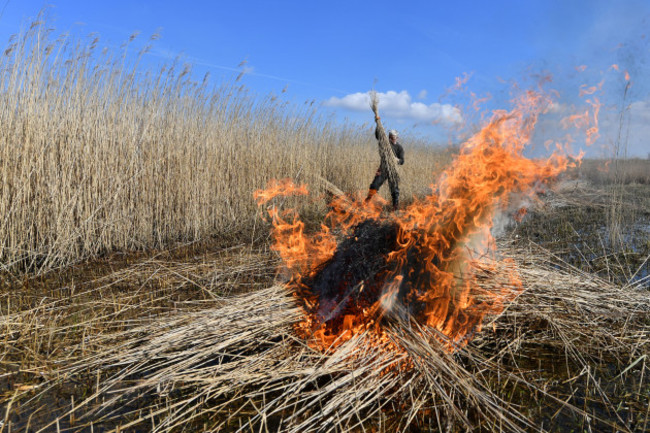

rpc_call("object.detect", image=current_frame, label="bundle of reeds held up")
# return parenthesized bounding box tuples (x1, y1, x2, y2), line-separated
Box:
(370, 91, 400, 201)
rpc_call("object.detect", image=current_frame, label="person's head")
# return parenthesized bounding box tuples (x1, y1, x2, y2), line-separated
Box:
(388, 130, 398, 143)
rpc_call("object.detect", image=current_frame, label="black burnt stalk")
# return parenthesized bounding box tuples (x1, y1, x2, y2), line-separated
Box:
(301, 219, 399, 326)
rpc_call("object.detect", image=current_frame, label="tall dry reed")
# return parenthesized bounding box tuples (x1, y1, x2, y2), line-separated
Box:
(0, 18, 451, 274)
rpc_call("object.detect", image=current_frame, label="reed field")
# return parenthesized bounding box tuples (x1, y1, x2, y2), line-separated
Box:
(2, 18, 650, 433)
(0, 19, 452, 275)
(571, 158, 650, 186)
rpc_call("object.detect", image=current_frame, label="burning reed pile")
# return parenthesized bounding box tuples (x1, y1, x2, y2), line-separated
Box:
(255, 89, 579, 353)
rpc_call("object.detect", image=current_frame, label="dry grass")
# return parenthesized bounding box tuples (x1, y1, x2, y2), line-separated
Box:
(569, 158, 650, 185)
(2, 238, 649, 432)
(0, 17, 452, 275)
(1, 243, 279, 427)
(512, 179, 649, 287)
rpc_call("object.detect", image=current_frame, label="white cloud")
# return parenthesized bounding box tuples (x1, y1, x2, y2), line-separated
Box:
(417, 89, 428, 100)
(324, 90, 462, 125)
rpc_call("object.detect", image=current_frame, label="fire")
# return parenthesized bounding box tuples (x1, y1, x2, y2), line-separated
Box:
(255, 88, 585, 354)
(578, 80, 603, 97)
(514, 207, 528, 222)
(254, 178, 336, 282)
(454, 72, 473, 90)
(471, 91, 492, 111)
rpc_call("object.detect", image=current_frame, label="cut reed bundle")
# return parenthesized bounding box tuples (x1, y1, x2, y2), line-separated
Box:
(369, 91, 400, 200)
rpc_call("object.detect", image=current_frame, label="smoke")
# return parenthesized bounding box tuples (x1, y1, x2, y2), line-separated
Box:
(530, 0, 650, 158)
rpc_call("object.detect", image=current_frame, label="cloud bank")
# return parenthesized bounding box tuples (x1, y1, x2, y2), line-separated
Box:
(324, 90, 462, 125)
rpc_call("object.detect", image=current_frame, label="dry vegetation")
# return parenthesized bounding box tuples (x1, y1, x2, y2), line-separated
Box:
(2, 16, 650, 433)
(569, 158, 650, 185)
(3, 240, 649, 432)
(0, 18, 452, 275)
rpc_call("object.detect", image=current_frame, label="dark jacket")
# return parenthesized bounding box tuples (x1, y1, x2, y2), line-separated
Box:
(375, 128, 404, 172)
(390, 142, 405, 165)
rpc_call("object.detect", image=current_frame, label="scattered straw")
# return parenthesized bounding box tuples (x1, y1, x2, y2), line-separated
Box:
(11, 247, 649, 432)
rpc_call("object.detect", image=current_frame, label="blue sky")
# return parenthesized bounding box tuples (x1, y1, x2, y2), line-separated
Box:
(1, 0, 649, 157)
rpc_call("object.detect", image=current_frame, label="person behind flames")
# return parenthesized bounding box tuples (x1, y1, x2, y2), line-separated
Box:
(365, 128, 404, 210)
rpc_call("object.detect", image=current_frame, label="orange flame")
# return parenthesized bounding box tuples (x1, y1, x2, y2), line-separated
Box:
(585, 98, 601, 145)
(578, 80, 603, 97)
(256, 88, 582, 354)
(454, 72, 473, 91)
(471, 92, 492, 111)
(253, 178, 308, 205)
(514, 207, 528, 222)
(560, 98, 601, 147)
(254, 178, 335, 282)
